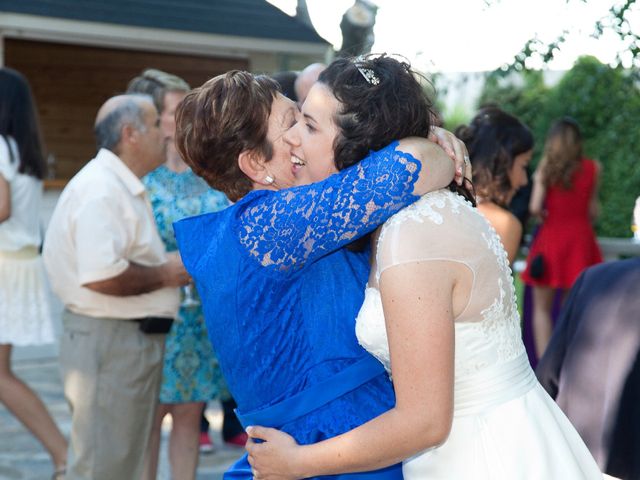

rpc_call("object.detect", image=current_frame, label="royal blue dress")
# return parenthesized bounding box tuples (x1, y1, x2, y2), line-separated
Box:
(175, 142, 421, 479)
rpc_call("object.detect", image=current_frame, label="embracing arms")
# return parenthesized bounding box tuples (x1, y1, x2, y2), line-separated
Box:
(240, 134, 467, 270)
(246, 259, 468, 478)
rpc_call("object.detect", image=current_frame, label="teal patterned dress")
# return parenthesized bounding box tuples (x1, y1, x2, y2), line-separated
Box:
(144, 165, 230, 403)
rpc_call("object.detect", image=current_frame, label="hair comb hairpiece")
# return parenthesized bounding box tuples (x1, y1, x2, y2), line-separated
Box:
(355, 65, 380, 85)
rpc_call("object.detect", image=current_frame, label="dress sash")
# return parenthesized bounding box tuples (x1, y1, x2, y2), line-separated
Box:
(235, 355, 386, 429)
(454, 353, 537, 417)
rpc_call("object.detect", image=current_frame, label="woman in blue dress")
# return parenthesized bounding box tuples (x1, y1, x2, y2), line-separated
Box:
(127, 69, 231, 480)
(172, 68, 467, 479)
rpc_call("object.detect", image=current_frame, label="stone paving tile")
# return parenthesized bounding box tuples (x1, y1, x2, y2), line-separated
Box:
(0, 356, 243, 480)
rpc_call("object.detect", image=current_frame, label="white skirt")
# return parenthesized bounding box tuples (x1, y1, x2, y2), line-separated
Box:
(403, 354, 604, 479)
(0, 248, 55, 346)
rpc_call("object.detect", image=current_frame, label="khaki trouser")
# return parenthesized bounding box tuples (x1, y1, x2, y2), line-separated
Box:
(59, 310, 165, 480)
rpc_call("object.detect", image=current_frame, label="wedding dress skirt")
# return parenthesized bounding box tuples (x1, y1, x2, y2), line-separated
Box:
(403, 346, 601, 478)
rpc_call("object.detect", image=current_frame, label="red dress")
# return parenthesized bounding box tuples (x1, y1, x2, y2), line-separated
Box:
(522, 158, 602, 289)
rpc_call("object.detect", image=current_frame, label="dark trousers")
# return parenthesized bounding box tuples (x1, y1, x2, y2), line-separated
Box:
(200, 398, 244, 440)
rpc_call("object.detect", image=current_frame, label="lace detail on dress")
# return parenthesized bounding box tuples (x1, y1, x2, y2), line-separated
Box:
(238, 142, 421, 270)
(477, 225, 525, 364)
(358, 188, 525, 380)
(375, 190, 471, 282)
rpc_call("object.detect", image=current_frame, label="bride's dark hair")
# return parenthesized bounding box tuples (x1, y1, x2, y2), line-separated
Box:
(319, 54, 474, 205)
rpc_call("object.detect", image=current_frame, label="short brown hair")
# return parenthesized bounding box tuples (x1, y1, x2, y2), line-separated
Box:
(175, 71, 279, 201)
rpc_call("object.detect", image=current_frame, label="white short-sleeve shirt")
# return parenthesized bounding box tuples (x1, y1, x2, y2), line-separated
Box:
(43, 148, 179, 319)
(0, 136, 43, 251)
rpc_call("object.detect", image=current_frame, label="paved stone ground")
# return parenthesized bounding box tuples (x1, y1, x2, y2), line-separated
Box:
(0, 260, 244, 480)
(0, 352, 244, 480)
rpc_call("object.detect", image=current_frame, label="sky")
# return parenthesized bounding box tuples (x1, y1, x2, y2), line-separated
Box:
(267, 0, 638, 73)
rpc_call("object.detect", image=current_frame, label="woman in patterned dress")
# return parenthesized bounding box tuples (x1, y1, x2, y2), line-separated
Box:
(127, 69, 230, 480)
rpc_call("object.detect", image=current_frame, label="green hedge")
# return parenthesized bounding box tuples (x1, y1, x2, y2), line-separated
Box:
(478, 56, 640, 237)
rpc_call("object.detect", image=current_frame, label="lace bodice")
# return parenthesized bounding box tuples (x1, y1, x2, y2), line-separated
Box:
(356, 189, 525, 379)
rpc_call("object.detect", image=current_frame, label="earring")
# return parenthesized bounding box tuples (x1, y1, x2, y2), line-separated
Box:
(264, 175, 274, 185)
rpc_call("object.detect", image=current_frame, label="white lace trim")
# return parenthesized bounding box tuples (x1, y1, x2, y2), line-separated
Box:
(375, 190, 471, 282)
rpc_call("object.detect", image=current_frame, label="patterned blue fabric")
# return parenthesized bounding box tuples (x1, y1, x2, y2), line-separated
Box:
(144, 165, 230, 403)
(175, 142, 420, 478)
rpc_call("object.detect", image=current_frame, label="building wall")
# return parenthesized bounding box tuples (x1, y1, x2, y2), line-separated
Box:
(5, 38, 249, 180)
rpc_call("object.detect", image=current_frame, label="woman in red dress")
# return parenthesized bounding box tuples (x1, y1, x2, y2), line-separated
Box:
(522, 118, 602, 358)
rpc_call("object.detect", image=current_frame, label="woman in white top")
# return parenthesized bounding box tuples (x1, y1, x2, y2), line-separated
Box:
(0, 67, 68, 479)
(245, 55, 602, 479)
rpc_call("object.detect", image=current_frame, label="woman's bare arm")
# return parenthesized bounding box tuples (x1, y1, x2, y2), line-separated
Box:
(588, 160, 602, 221)
(529, 167, 547, 219)
(0, 174, 10, 223)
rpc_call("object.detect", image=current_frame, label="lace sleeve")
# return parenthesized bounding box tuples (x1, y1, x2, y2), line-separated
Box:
(237, 141, 422, 271)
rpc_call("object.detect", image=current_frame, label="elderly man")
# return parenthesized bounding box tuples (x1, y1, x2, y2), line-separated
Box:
(293, 62, 325, 104)
(43, 94, 190, 480)
(271, 63, 325, 105)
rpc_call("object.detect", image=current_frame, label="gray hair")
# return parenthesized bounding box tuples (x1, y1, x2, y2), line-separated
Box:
(126, 69, 190, 113)
(94, 94, 153, 151)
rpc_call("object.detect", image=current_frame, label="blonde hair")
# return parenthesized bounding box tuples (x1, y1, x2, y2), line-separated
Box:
(126, 69, 190, 113)
(541, 118, 583, 189)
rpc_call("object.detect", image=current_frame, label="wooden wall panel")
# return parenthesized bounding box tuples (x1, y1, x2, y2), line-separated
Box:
(5, 38, 248, 181)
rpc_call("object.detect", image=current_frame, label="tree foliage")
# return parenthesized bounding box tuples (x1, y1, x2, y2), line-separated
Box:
(489, 0, 639, 71)
(479, 56, 640, 238)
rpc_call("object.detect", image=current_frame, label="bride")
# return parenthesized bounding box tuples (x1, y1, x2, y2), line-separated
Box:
(246, 55, 603, 479)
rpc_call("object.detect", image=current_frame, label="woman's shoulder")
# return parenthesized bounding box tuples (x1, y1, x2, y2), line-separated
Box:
(174, 207, 238, 274)
(478, 202, 520, 232)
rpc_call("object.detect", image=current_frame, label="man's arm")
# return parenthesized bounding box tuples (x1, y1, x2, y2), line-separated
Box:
(84, 252, 189, 296)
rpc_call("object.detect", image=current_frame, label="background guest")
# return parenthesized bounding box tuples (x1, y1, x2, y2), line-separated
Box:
(293, 62, 326, 105)
(271, 62, 326, 106)
(126, 69, 237, 480)
(455, 106, 534, 264)
(537, 257, 640, 479)
(270, 71, 298, 101)
(521, 118, 602, 358)
(0, 66, 68, 480)
(43, 94, 189, 480)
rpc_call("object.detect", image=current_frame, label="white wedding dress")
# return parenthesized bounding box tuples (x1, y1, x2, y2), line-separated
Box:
(356, 190, 603, 479)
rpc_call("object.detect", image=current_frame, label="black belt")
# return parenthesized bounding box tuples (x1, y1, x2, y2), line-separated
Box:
(130, 316, 174, 334)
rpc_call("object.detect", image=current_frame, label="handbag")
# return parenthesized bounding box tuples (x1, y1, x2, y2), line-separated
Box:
(529, 253, 545, 279)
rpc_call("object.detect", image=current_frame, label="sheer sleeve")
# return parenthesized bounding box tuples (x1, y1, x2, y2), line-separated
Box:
(375, 190, 478, 282)
(375, 189, 517, 330)
(237, 141, 422, 271)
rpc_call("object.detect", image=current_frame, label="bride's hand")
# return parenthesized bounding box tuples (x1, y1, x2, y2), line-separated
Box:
(428, 126, 471, 186)
(246, 426, 303, 480)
